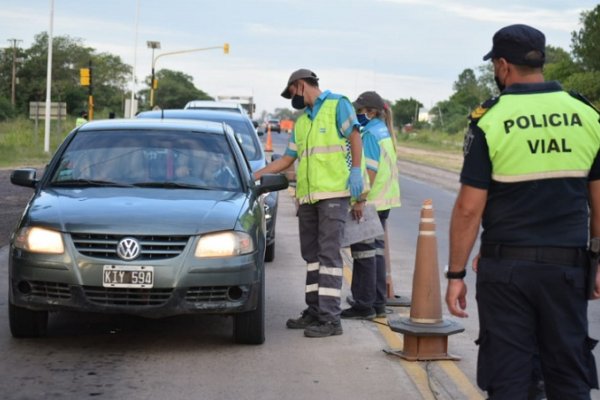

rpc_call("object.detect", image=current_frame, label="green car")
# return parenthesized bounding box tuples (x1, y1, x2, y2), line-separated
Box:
(8, 118, 288, 344)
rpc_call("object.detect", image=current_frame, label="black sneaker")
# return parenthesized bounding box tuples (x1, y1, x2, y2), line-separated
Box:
(304, 321, 343, 338)
(374, 305, 387, 318)
(286, 310, 318, 329)
(340, 307, 376, 320)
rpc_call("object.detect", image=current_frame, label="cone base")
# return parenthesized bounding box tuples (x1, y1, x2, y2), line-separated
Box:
(388, 317, 464, 336)
(386, 294, 411, 307)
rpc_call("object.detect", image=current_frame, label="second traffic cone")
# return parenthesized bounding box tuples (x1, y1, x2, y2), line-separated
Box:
(265, 123, 273, 152)
(387, 199, 463, 361)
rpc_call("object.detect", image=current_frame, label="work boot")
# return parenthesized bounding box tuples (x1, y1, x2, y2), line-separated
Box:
(304, 320, 343, 338)
(340, 307, 376, 320)
(374, 305, 387, 318)
(286, 309, 317, 329)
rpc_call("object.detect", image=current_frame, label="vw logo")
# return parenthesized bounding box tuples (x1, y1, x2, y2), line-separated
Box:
(117, 237, 141, 260)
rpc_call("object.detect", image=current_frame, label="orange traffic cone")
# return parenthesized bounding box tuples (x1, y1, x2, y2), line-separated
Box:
(265, 123, 273, 152)
(387, 199, 463, 361)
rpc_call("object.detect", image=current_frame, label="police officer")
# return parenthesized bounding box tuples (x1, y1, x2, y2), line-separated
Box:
(444, 24, 600, 399)
(341, 91, 401, 320)
(253, 69, 366, 338)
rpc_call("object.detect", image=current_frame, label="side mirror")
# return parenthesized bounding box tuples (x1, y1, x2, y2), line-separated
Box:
(257, 173, 289, 195)
(11, 168, 38, 188)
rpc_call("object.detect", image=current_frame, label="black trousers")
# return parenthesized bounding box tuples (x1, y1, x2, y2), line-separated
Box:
(476, 257, 598, 399)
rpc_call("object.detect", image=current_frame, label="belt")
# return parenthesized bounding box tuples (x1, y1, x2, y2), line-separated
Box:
(480, 244, 588, 267)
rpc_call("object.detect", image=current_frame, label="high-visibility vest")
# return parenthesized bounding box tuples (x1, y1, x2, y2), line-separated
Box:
(75, 117, 87, 127)
(294, 97, 365, 204)
(364, 119, 401, 211)
(477, 91, 600, 182)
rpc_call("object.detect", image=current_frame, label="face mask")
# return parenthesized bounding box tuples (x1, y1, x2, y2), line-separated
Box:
(494, 75, 505, 92)
(291, 84, 306, 110)
(357, 113, 371, 127)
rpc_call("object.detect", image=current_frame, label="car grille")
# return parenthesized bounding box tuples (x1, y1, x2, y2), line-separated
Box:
(71, 233, 190, 260)
(185, 286, 230, 303)
(83, 286, 173, 306)
(29, 281, 72, 299)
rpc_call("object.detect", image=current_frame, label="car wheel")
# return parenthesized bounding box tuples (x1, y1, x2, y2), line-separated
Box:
(233, 275, 265, 345)
(264, 242, 275, 262)
(9, 301, 48, 338)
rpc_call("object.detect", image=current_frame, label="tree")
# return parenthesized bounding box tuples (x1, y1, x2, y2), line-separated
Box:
(571, 5, 600, 71)
(8, 32, 131, 117)
(139, 69, 211, 110)
(391, 98, 423, 127)
(544, 45, 582, 83)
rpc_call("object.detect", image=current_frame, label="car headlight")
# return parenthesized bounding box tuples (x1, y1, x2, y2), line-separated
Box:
(14, 227, 65, 254)
(195, 231, 254, 258)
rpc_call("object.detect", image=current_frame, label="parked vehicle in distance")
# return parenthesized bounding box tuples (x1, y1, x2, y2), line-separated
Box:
(136, 109, 281, 262)
(8, 118, 288, 344)
(266, 118, 281, 133)
(184, 100, 247, 115)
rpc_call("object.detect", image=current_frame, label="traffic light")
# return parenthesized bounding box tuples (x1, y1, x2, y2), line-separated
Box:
(223, 43, 230, 54)
(80, 68, 90, 86)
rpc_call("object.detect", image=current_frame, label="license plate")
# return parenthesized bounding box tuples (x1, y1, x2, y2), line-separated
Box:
(102, 265, 154, 288)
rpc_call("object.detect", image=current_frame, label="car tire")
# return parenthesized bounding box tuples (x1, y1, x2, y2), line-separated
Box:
(234, 275, 265, 345)
(264, 242, 275, 262)
(9, 301, 48, 338)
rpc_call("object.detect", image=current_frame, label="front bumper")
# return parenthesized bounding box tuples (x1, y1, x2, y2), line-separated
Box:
(10, 248, 262, 319)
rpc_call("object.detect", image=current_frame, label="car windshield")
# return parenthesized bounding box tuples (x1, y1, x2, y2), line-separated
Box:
(189, 118, 259, 161)
(50, 129, 242, 191)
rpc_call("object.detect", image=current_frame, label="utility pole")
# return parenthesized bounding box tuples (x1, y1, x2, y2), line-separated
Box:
(7, 38, 22, 107)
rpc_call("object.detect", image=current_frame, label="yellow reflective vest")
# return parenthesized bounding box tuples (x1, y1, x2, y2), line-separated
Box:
(294, 97, 366, 204)
(477, 91, 600, 182)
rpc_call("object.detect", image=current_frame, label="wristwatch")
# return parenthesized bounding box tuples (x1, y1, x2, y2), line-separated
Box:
(444, 265, 466, 280)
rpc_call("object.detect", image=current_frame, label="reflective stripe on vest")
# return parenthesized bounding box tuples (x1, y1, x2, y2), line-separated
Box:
(295, 98, 351, 204)
(477, 91, 600, 183)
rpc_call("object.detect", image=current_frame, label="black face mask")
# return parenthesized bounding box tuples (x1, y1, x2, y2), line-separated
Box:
(291, 84, 306, 110)
(494, 75, 506, 92)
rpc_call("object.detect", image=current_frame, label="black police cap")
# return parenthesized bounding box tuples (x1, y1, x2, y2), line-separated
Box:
(483, 24, 545, 67)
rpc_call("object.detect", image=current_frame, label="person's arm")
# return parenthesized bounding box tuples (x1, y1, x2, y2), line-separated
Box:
(588, 179, 600, 299)
(253, 154, 295, 180)
(445, 184, 487, 317)
(348, 128, 362, 168)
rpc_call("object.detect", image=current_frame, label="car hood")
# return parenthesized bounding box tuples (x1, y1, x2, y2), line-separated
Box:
(24, 188, 249, 236)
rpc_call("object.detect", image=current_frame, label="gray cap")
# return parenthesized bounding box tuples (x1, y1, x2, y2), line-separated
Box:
(281, 68, 319, 99)
(353, 91, 385, 110)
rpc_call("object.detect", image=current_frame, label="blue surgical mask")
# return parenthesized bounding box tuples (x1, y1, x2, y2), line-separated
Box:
(357, 113, 371, 127)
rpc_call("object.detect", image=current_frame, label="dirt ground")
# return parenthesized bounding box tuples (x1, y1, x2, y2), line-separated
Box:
(0, 169, 34, 247)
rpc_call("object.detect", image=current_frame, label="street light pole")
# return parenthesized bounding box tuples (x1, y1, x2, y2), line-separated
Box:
(149, 43, 229, 108)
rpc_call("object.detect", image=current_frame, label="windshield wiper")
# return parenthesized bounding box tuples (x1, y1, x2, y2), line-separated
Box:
(51, 179, 133, 187)
(133, 181, 212, 190)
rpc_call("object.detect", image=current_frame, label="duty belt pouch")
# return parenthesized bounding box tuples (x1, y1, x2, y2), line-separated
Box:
(587, 238, 600, 300)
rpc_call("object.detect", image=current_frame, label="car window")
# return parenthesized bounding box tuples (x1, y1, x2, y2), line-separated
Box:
(193, 118, 259, 161)
(51, 130, 242, 191)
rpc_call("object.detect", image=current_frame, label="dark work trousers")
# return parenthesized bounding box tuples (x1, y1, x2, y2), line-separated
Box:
(350, 209, 390, 311)
(476, 257, 598, 400)
(298, 197, 349, 323)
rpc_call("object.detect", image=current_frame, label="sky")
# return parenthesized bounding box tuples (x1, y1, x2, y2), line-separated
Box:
(0, 0, 597, 117)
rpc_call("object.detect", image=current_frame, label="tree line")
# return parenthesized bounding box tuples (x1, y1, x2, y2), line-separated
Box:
(1, 5, 598, 134)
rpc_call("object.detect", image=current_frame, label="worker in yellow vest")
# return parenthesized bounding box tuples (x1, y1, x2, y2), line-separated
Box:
(75, 111, 88, 127)
(342, 91, 401, 320)
(253, 68, 367, 338)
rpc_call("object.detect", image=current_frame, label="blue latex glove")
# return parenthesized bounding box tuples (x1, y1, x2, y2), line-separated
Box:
(347, 167, 363, 199)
